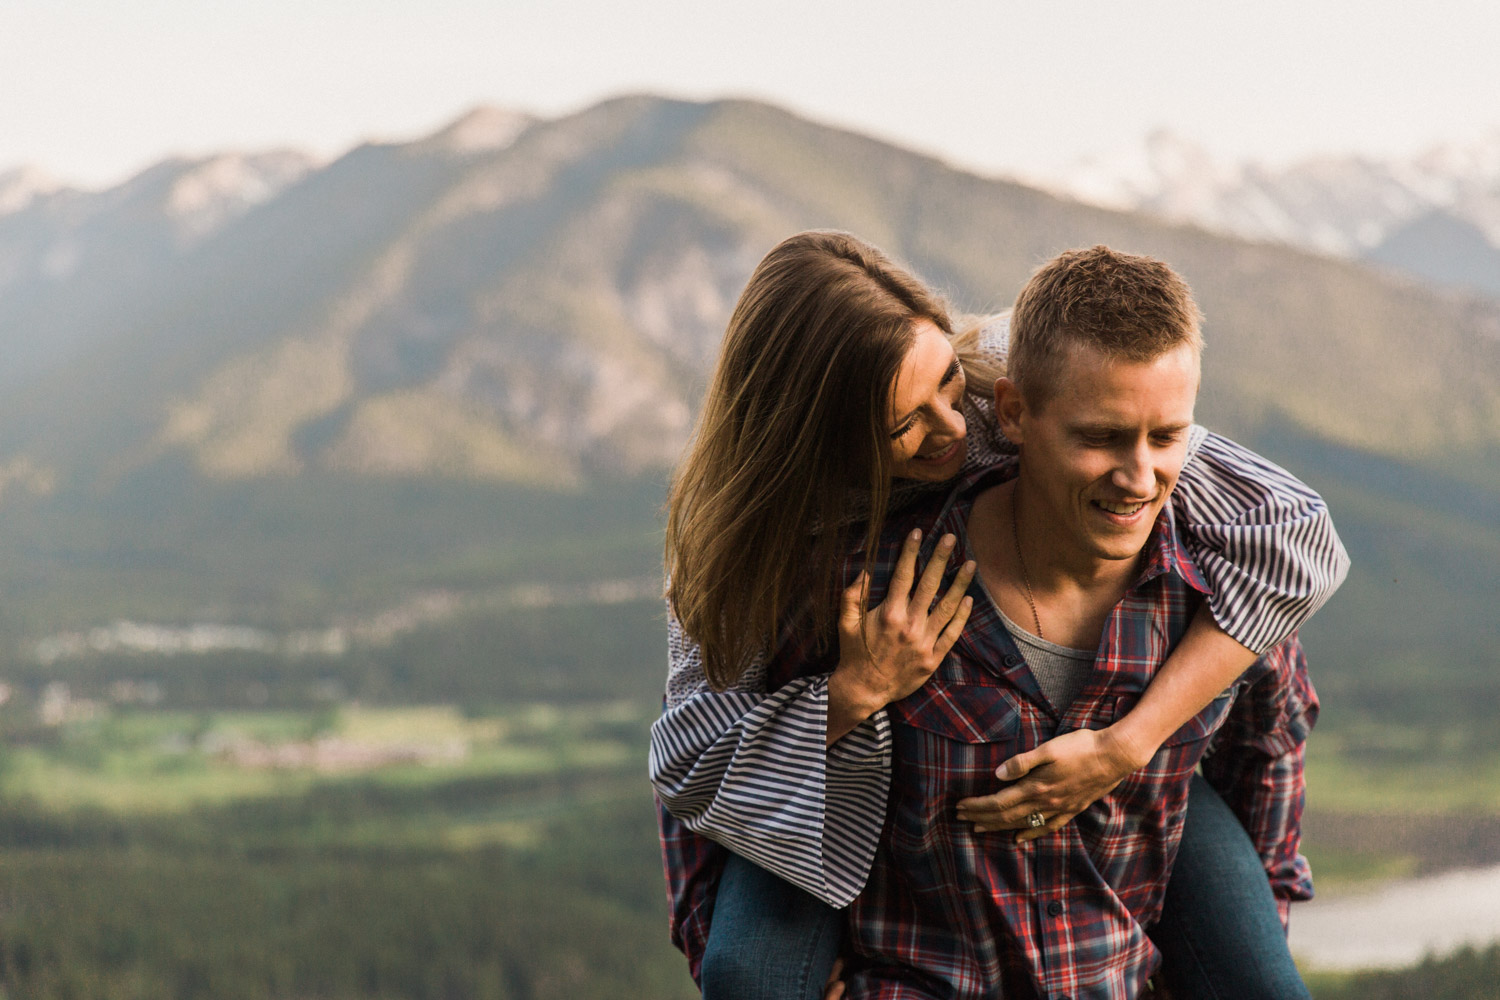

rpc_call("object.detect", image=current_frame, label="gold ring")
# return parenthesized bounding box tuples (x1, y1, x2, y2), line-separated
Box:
(1026, 811, 1046, 829)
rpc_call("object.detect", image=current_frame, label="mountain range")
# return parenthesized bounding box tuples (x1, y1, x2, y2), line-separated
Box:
(1036, 129, 1500, 297)
(0, 96, 1495, 727)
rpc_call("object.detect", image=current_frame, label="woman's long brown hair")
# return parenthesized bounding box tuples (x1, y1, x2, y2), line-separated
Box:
(665, 231, 955, 690)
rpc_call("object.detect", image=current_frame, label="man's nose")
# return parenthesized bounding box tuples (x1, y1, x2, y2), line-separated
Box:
(1112, 443, 1155, 497)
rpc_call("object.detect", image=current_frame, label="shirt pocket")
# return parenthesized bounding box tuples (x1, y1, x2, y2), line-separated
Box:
(894, 678, 1023, 746)
(888, 680, 1026, 864)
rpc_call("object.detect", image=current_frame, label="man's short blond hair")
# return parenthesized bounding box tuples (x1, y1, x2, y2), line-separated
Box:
(1009, 245, 1204, 409)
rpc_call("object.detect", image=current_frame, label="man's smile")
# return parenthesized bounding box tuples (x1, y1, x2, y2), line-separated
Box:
(1092, 498, 1150, 516)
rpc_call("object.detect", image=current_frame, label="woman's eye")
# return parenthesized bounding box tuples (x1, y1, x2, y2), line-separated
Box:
(890, 419, 916, 440)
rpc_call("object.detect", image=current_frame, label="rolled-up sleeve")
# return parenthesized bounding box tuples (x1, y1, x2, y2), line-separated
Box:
(649, 614, 892, 906)
(1171, 433, 1351, 654)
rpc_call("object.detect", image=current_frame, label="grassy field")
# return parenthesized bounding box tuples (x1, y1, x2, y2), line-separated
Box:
(1, 700, 648, 836)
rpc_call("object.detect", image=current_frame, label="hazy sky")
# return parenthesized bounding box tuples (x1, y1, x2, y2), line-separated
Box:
(4, 0, 1497, 188)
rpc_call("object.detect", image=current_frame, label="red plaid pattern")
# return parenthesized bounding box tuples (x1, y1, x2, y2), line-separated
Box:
(843, 464, 1315, 999)
(657, 460, 1317, 996)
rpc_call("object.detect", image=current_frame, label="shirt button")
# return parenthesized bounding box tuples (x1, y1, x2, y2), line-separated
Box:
(1046, 900, 1064, 917)
(1003, 654, 1022, 667)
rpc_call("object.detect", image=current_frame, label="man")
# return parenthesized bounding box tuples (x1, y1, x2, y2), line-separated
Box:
(840, 246, 1318, 999)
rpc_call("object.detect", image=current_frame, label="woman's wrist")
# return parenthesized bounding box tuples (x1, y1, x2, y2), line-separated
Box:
(1100, 716, 1161, 774)
(826, 665, 886, 744)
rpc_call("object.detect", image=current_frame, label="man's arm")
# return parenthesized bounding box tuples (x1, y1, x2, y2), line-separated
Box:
(1199, 637, 1320, 925)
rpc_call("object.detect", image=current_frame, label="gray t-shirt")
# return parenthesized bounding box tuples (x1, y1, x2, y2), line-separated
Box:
(981, 579, 1096, 714)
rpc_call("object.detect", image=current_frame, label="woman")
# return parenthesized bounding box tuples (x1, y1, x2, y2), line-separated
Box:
(651, 231, 1343, 998)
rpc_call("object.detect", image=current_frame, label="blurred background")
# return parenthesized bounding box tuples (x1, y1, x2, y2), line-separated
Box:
(1, 2, 1497, 997)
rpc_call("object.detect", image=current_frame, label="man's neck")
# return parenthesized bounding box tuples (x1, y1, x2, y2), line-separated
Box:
(967, 480, 1143, 652)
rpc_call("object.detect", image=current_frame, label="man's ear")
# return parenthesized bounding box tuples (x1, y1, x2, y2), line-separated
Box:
(995, 377, 1026, 444)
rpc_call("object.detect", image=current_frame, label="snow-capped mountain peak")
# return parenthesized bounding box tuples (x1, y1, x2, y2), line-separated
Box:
(0, 165, 64, 216)
(1036, 128, 1500, 266)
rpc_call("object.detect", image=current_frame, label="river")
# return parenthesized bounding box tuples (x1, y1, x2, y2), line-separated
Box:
(1289, 862, 1500, 970)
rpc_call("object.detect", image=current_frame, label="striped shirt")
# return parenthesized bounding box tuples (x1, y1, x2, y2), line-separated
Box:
(649, 316, 1347, 977)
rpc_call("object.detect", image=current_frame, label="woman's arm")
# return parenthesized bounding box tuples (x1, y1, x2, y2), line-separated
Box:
(956, 608, 1258, 838)
(650, 620, 892, 907)
(1170, 430, 1351, 654)
(651, 531, 974, 904)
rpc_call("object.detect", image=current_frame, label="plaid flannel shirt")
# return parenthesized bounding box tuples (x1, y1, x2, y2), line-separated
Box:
(657, 456, 1318, 993)
(844, 462, 1316, 1000)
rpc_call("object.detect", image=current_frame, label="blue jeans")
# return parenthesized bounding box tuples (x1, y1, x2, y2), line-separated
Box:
(1148, 773, 1311, 999)
(700, 850, 844, 1000)
(700, 774, 1308, 998)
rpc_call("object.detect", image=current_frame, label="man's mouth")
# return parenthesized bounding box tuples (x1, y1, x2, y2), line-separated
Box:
(1093, 499, 1149, 516)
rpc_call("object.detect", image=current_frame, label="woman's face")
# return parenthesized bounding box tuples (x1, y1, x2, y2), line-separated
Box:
(887, 320, 968, 482)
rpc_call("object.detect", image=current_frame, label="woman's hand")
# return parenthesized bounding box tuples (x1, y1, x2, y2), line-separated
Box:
(826, 530, 975, 744)
(822, 956, 846, 1000)
(953, 725, 1153, 841)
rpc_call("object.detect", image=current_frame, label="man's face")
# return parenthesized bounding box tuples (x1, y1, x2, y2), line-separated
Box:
(1001, 341, 1199, 567)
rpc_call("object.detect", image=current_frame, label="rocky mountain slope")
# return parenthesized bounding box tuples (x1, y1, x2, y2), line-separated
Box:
(2, 98, 1498, 500)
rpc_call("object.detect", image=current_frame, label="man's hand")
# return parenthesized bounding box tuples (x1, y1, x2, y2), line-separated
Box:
(953, 726, 1151, 840)
(827, 530, 975, 742)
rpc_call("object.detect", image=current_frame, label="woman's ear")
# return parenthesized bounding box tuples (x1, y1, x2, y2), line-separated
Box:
(995, 377, 1025, 444)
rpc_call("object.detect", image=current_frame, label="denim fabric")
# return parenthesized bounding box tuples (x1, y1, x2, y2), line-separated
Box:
(1150, 773, 1312, 999)
(701, 851, 844, 1000)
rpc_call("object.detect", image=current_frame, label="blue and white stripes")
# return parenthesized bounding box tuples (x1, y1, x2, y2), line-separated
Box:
(649, 616, 891, 906)
(1172, 433, 1350, 654)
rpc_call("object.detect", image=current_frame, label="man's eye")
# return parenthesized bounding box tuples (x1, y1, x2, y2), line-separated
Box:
(1151, 432, 1183, 446)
